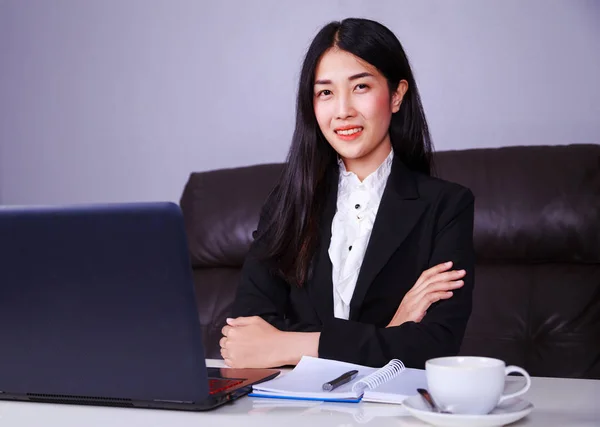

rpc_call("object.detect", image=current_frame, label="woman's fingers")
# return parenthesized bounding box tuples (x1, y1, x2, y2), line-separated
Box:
(414, 290, 455, 318)
(426, 290, 455, 304)
(430, 269, 466, 285)
(220, 347, 229, 359)
(221, 324, 231, 337)
(414, 262, 453, 289)
(416, 279, 464, 298)
(388, 264, 467, 327)
(411, 280, 464, 322)
(417, 269, 465, 292)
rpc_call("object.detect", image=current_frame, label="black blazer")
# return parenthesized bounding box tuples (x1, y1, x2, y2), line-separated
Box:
(233, 156, 475, 369)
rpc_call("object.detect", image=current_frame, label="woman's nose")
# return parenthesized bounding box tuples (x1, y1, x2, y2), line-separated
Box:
(336, 95, 356, 120)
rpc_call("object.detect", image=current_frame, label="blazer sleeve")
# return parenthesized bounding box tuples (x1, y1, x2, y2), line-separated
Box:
(231, 194, 321, 333)
(318, 186, 475, 368)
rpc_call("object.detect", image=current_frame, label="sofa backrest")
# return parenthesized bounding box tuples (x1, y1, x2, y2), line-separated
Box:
(180, 144, 600, 378)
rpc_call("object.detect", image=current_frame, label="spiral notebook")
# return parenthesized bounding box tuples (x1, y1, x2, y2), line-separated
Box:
(250, 356, 426, 404)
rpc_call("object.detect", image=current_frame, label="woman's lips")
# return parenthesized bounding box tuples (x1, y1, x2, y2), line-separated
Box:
(334, 126, 363, 141)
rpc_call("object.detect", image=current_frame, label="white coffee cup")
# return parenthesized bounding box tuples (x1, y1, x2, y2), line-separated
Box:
(425, 356, 531, 415)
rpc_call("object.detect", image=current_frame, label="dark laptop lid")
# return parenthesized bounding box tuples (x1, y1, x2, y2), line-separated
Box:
(0, 202, 210, 404)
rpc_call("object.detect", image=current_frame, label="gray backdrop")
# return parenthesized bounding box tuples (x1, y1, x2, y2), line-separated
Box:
(1, 0, 599, 205)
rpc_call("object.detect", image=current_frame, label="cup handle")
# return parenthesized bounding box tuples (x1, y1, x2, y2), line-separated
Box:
(498, 365, 531, 404)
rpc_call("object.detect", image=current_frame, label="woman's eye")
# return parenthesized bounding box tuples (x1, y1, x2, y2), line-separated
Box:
(355, 83, 369, 90)
(318, 90, 332, 97)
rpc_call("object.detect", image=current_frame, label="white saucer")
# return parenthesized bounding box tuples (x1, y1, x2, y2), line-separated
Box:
(402, 394, 534, 427)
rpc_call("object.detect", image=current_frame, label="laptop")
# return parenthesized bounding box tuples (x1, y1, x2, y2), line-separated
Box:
(0, 202, 279, 410)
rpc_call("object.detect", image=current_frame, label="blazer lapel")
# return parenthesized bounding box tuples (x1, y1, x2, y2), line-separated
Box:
(349, 158, 428, 320)
(307, 166, 338, 324)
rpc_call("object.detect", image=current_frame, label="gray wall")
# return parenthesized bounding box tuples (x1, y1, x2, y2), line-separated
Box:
(1, 0, 599, 205)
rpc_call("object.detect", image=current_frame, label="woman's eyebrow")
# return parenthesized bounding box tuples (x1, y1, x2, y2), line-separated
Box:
(314, 72, 374, 86)
(348, 72, 374, 81)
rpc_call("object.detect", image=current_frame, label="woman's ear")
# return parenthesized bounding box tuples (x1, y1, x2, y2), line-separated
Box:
(391, 80, 409, 113)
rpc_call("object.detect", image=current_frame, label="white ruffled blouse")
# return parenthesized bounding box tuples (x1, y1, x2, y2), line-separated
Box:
(328, 149, 394, 319)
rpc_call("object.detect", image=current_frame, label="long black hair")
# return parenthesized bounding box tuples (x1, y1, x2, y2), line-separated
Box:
(257, 18, 434, 286)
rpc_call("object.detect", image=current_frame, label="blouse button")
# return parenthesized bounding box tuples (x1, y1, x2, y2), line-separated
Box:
(355, 204, 360, 209)
(349, 246, 353, 251)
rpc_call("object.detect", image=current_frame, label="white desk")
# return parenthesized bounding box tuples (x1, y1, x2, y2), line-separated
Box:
(1, 359, 598, 427)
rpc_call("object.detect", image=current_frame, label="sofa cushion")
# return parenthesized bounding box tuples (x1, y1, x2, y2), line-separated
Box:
(459, 263, 600, 378)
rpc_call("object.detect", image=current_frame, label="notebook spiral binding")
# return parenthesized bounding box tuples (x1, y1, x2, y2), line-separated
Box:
(352, 359, 406, 392)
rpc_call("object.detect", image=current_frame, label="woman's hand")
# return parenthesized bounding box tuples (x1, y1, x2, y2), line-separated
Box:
(387, 261, 465, 327)
(220, 316, 320, 368)
(220, 316, 283, 368)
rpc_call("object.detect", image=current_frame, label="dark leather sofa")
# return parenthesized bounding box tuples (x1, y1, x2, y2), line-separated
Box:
(180, 144, 600, 379)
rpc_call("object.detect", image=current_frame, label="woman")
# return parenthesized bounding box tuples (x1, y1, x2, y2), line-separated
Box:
(220, 18, 475, 369)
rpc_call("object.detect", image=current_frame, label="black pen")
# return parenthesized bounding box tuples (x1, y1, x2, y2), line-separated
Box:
(322, 369, 359, 391)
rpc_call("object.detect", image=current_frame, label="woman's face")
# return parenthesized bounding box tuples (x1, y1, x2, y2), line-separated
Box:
(313, 48, 407, 179)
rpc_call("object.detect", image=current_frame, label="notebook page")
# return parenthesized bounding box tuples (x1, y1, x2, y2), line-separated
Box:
(362, 368, 427, 404)
(252, 356, 378, 400)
